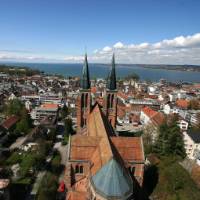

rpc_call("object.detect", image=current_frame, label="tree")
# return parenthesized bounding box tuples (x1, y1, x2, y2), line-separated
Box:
(51, 151, 61, 174)
(189, 99, 200, 110)
(64, 117, 73, 135)
(15, 119, 30, 134)
(6, 99, 23, 115)
(61, 104, 69, 119)
(154, 120, 186, 158)
(37, 172, 58, 200)
(15, 107, 33, 135)
(124, 72, 140, 81)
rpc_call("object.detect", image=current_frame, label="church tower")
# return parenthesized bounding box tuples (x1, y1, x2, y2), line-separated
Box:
(77, 54, 91, 133)
(104, 54, 118, 128)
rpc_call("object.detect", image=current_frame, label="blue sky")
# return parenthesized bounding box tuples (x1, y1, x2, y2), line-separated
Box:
(0, 0, 200, 64)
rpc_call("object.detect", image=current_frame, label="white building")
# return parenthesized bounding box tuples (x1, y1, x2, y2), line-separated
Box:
(168, 93, 177, 102)
(178, 119, 189, 131)
(30, 103, 58, 121)
(163, 104, 171, 115)
(183, 130, 200, 165)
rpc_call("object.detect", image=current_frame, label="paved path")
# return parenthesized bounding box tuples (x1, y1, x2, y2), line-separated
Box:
(30, 171, 46, 196)
(53, 142, 68, 165)
(9, 136, 27, 150)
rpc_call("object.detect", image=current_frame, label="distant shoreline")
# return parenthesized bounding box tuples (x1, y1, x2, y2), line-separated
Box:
(1, 62, 200, 73)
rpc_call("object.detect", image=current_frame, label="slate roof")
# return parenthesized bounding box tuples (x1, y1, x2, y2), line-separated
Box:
(187, 130, 200, 143)
(107, 54, 117, 91)
(91, 158, 133, 200)
(80, 54, 90, 90)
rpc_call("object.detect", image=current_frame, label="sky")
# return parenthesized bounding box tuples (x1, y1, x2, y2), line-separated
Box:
(0, 0, 200, 64)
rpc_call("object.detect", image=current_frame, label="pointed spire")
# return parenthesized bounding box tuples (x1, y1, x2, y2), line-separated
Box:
(81, 53, 90, 89)
(107, 53, 117, 90)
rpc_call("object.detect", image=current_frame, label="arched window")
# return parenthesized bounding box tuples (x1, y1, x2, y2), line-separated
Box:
(75, 165, 79, 173)
(80, 166, 83, 173)
(84, 118, 87, 126)
(81, 94, 84, 107)
(111, 94, 114, 108)
(128, 166, 131, 172)
(107, 94, 110, 109)
(131, 167, 135, 174)
(85, 93, 88, 108)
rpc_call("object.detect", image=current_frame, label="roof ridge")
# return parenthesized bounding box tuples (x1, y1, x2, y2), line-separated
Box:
(89, 103, 130, 179)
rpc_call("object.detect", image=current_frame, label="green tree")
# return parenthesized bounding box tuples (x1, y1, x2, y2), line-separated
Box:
(154, 121, 186, 158)
(15, 107, 33, 134)
(61, 104, 69, 119)
(124, 72, 140, 81)
(15, 119, 30, 134)
(64, 117, 73, 134)
(6, 99, 23, 115)
(189, 99, 200, 110)
(51, 151, 61, 174)
(37, 172, 58, 200)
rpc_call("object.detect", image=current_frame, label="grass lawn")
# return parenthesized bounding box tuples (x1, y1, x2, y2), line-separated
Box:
(145, 156, 200, 200)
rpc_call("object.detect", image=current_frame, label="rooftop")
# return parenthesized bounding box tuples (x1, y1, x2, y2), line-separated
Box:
(187, 129, 200, 143)
(1, 115, 19, 130)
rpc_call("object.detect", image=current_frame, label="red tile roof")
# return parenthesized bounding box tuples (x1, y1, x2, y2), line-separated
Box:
(176, 99, 189, 109)
(111, 137, 144, 161)
(66, 191, 87, 200)
(151, 112, 165, 126)
(142, 106, 157, 118)
(41, 103, 58, 109)
(1, 116, 19, 130)
(91, 86, 97, 94)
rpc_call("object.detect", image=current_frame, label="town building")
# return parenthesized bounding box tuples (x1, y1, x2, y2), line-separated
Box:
(183, 130, 200, 165)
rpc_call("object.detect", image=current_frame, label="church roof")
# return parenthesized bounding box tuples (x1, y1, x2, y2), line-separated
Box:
(80, 54, 90, 90)
(68, 103, 144, 200)
(91, 158, 133, 200)
(87, 104, 133, 199)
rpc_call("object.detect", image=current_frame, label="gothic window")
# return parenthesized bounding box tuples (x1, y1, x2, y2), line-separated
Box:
(75, 165, 79, 173)
(111, 94, 114, 108)
(128, 166, 135, 174)
(128, 166, 131, 172)
(107, 94, 110, 109)
(131, 167, 135, 174)
(84, 118, 87, 126)
(85, 93, 88, 108)
(80, 166, 83, 173)
(81, 94, 84, 107)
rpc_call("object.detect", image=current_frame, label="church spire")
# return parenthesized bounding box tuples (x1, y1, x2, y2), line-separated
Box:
(107, 53, 117, 90)
(81, 53, 90, 89)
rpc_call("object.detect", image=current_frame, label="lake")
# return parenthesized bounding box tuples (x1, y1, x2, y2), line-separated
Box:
(2, 62, 200, 83)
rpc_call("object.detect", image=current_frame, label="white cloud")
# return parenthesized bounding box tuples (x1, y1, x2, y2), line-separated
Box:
(91, 32, 200, 64)
(102, 46, 112, 52)
(113, 42, 124, 49)
(1, 33, 200, 64)
(63, 55, 84, 61)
